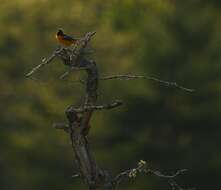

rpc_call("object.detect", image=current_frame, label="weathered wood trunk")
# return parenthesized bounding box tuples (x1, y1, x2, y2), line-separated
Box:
(57, 32, 115, 190)
(65, 59, 115, 190)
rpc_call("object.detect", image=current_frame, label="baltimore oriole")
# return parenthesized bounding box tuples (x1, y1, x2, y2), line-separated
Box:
(55, 29, 79, 47)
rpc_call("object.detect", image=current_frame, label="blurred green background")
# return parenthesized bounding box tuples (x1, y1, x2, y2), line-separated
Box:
(1, 0, 221, 189)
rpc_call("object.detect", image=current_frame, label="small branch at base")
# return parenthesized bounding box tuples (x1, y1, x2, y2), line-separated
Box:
(169, 179, 196, 190)
(100, 74, 195, 93)
(113, 160, 194, 190)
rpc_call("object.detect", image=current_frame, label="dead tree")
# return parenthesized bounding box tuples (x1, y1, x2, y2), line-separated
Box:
(26, 31, 194, 190)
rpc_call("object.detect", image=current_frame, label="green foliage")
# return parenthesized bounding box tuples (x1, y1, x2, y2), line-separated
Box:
(1, 0, 221, 190)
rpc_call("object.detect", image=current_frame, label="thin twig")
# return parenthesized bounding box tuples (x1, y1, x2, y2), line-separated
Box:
(79, 31, 96, 50)
(25, 48, 61, 77)
(100, 74, 195, 92)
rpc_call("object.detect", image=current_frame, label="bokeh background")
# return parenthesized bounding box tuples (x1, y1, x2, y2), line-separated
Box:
(1, 0, 221, 189)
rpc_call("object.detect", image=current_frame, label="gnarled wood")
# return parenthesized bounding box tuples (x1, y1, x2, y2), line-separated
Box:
(60, 32, 115, 190)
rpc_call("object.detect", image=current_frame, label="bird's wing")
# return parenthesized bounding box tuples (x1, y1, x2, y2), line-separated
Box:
(63, 34, 78, 41)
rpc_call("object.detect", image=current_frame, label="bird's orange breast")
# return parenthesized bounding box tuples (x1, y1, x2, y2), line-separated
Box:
(56, 35, 75, 47)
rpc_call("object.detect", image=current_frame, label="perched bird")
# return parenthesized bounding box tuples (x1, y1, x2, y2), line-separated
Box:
(55, 29, 79, 47)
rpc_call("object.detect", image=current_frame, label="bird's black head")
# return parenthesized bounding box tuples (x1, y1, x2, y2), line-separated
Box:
(57, 29, 64, 36)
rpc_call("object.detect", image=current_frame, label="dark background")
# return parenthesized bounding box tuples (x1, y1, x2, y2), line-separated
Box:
(1, 1, 220, 189)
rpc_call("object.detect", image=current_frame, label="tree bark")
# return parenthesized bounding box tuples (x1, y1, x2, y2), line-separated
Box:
(65, 58, 115, 190)
(55, 32, 115, 189)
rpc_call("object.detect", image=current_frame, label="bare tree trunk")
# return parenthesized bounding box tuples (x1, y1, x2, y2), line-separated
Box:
(65, 59, 115, 190)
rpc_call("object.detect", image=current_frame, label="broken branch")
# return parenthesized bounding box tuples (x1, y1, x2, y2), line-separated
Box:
(68, 100, 123, 113)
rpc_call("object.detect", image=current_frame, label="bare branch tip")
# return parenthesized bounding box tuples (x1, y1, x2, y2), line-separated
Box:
(71, 173, 81, 178)
(25, 74, 30, 78)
